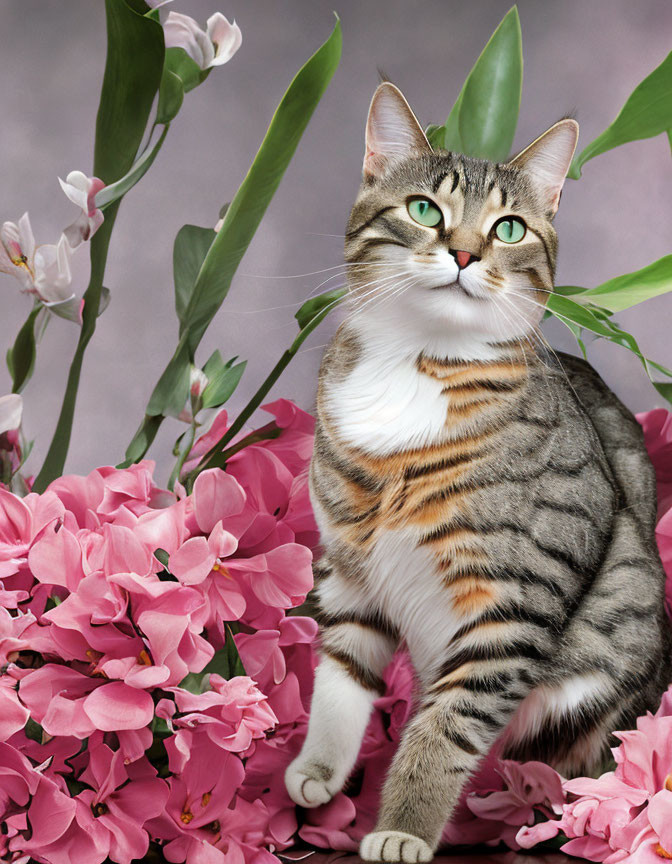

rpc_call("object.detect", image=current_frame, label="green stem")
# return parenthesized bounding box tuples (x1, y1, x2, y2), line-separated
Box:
(209, 422, 280, 466)
(33, 210, 118, 492)
(168, 419, 196, 490)
(189, 349, 294, 483)
(186, 422, 280, 486)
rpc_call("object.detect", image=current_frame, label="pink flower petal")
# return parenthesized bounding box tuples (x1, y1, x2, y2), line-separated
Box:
(83, 682, 153, 731)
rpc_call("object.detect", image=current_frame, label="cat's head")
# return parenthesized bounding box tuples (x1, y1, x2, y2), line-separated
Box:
(344, 83, 578, 353)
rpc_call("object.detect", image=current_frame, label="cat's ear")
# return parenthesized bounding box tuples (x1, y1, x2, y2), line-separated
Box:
(509, 119, 579, 215)
(364, 83, 431, 180)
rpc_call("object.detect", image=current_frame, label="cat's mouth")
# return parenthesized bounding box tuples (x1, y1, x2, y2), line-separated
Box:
(430, 280, 483, 300)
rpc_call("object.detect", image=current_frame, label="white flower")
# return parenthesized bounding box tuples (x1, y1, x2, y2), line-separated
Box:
(0, 394, 23, 436)
(58, 171, 105, 248)
(0, 214, 81, 323)
(163, 11, 242, 70)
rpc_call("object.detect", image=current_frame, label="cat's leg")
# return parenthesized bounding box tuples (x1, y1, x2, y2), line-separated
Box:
(360, 659, 533, 863)
(285, 615, 396, 808)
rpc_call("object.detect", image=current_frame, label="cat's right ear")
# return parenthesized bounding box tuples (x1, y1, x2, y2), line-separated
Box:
(364, 83, 431, 181)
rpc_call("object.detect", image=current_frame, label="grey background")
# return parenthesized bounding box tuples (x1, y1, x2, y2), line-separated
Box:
(1, 0, 671, 483)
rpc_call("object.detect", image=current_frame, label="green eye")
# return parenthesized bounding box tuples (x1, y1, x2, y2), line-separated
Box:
(407, 198, 442, 227)
(495, 217, 526, 243)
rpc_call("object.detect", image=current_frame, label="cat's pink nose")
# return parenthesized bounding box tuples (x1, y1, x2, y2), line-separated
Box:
(452, 249, 478, 269)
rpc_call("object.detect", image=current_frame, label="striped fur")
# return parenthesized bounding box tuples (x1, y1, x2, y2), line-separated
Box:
(286, 84, 671, 861)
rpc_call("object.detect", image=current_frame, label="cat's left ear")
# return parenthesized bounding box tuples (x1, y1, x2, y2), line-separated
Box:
(364, 83, 431, 180)
(509, 119, 579, 215)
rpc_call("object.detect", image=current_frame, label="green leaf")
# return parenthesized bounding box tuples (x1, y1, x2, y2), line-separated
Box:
(173, 225, 217, 327)
(571, 49, 672, 178)
(95, 125, 169, 210)
(44, 594, 63, 612)
(33, 0, 164, 492)
(295, 287, 346, 330)
(164, 46, 205, 93)
(424, 123, 446, 149)
(120, 413, 164, 467)
(92, 0, 164, 186)
(442, 95, 464, 153)
(202, 350, 225, 379)
(24, 717, 45, 744)
(9, 305, 41, 394)
(202, 360, 247, 409)
(546, 293, 672, 403)
(154, 548, 170, 568)
(438, 7, 523, 160)
(569, 254, 672, 313)
(146, 340, 192, 418)
(179, 16, 342, 353)
(157, 68, 184, 124)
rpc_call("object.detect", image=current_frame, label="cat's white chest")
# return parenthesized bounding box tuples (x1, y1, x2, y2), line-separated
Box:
(326, 352, 447, 456)
(365, 527, 460, 679)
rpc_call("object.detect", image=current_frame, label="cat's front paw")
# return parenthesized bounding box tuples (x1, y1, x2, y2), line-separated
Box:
(285, 757, 337, 808)
(360, 831, 433, 863)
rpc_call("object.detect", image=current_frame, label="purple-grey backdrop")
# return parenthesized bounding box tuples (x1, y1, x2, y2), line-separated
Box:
(1, 0, 671, 482)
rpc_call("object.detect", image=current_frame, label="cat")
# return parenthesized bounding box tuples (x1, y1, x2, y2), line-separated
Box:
(285, 82, 672, 863)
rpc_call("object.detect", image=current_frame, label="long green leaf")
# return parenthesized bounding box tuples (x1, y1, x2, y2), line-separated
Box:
(436, 7, 522, 160)
(34, 0, 164, 492)
(180, 16, 342, 353)
(567, 254, 672, 313)
(570, 49, 672, 178)
(132, 15, 342, 445)
(173, 225, 217, 327)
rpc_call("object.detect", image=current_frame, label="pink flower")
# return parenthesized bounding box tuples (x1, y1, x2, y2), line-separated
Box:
(0, 668, 29, 742)
(465, 760, 565, 849)
(109, 572, 214, 685)
(168, 675, 277, 755)
(12, 773, 107, 864)
(637, 411, 672, 620)
(235, 617, 318, 691)
(517, 687, 672, 860)
(74, 743, 169, 864)
(637, 410, 672, 518)
(0, 741, 40, 818)
(147, 733, 246, 860)
(19, 665, 153, 737)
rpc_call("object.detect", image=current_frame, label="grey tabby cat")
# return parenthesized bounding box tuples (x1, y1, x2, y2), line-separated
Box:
(285, 83, 671, 863)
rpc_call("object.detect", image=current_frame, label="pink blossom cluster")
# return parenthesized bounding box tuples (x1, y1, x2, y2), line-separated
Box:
(0, 399, 320, 864)
(516, 687, 672, 861)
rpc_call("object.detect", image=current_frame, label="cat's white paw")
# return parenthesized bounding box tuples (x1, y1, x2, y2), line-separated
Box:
(360, 831, 433, 863)
(285, 758, 337, 808)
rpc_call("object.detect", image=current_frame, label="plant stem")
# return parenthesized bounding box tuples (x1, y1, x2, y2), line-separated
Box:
(189, 349, 294, 482)
(33, 211, 117, 492)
